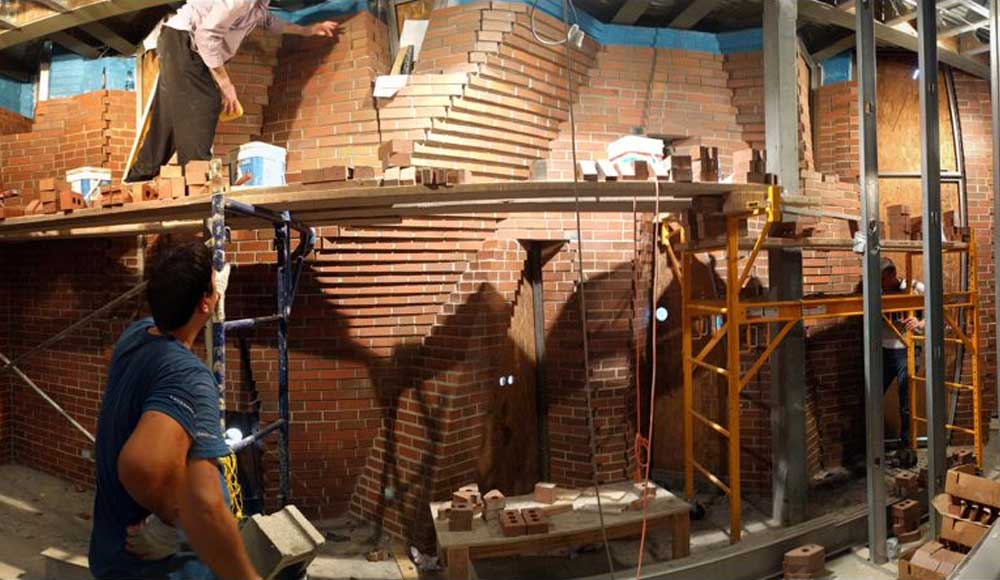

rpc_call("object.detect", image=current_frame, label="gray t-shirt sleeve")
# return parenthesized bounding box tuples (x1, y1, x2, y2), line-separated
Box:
(143, 367, 230, 460)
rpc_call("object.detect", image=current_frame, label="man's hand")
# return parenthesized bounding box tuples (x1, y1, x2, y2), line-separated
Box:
(126, 515, 178, 561)
(307, 21, 339, 37)
(904, 317, 925, 332)
(218, 80, 241, 118)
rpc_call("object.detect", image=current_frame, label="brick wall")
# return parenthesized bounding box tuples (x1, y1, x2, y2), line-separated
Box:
(546, 45, 744, 180)
(0, 90, 135, 206)
(261, 12, 389, 176)
(0, 107, 31, 136)
(814, 80, 859, 181)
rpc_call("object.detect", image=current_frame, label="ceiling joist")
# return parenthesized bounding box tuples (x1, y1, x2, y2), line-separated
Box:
(49, 30, 99, 59)
(611, 0, 652, 25)
(669, 0, 728, 29)
(79, 21, 136, 55)
(798, 0, 989, 79)
(0, 0, 174, 53)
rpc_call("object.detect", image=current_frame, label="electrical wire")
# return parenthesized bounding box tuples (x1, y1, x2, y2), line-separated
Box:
(560, 1, 614, 576)
(530, 0, 579, 45)
(635, 181, 661, 579)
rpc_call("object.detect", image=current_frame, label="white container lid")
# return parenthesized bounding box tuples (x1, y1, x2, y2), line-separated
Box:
(237, 141, 286, 161)
(66, 166, 112, 180)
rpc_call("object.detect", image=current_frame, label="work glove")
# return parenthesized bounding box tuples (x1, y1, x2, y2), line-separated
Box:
(126, 514, 179, 561)
(213, 263, 231, 323)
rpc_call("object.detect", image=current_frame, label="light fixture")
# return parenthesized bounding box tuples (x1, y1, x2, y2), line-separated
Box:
(913, 68, 920, 80)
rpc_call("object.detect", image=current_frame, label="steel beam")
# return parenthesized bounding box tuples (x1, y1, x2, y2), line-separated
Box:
(991, 0, 1000, 422)
(856, 0, 888, 565)
(764, 0, 807, 527)
(918, 0, 948, 539)
(939, 19, 988, 39)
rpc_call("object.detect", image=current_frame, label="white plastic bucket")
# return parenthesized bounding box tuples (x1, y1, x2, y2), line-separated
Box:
(236, 141, 286, 188)
(66, 166, 112, 204)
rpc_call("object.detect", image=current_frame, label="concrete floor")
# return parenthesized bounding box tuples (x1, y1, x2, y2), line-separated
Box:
(0, 459, 953, 580)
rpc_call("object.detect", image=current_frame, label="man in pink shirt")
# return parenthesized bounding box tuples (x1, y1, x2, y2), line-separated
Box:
(126, 0, 338, 182)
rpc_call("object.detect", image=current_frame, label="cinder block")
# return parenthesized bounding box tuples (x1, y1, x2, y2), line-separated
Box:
(521, 508, 549, 534)
(782, 544, 824, 579)
(893, 499, 922, 531)
(534, 482, 558, 504)
(500, 510, 525, 537)
(240, 505, 325, 580)
(483, 489, 505, 510)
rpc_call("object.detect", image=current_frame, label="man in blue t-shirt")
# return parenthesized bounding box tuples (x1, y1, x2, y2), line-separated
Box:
(88, 242, 261, 580)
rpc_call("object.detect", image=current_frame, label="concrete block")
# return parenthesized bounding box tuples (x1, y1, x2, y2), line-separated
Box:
(782, 544, 824, 579)
(534, 482, 558, 504)
(240, 505, 325, 580)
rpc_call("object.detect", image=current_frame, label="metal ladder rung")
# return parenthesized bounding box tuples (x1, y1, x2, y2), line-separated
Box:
(692, 410, 730, 438)
(692, 459, 731, 495)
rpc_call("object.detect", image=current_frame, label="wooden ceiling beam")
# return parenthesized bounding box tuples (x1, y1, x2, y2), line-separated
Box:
(611, 0, 653, 25)
(669, 0, 727, 29)
(79, 21, 136, 55)
(49, 30, 99, 59)
(0, 0, 175, 52)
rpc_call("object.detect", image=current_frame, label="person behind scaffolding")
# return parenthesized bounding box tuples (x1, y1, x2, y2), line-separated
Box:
(881, 257, 923, 468)
(88, 242, 260, 580)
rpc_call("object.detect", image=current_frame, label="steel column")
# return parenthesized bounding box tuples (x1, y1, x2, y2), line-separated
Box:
(764, 0, 806, 527)
(210, 193, 227, 427)
(856, 0, 887, 562)
(917, 0, 948, 538)
(275, 217, 292, 508)
(990, 0, 1000, 422)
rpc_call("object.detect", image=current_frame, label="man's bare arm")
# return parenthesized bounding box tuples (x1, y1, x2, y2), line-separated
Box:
(118, 411, 189, 525)
(209, 66, 240, 116)
(177, 458, 261, 580)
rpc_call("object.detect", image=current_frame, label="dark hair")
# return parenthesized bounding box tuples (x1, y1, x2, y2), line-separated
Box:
(147, 242, 214, 332)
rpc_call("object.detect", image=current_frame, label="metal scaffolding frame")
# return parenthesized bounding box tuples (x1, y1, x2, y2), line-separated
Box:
(679, 185, 983, 545)
(0, 185, 315, 512)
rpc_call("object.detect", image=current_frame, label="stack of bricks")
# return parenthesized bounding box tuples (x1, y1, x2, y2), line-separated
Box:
(733, 149, 769, 184)
(261, 12, 389, 176)
(690, 146, 720, 182)
(782, 544, 825, 579)
(38, 179, 84, 214)
(0, 189, 22, 219)
(0, 107, 32, 137)
(886, 204, 912, 240)
(97, 184, 133, 208)
(901, 541, 965, 579)
(892, 499, 923, 543)
(499, 508, 550, 537)
(482, 489, 505, 522)
(447, 484, 483, 532)
(662, 155, 693, 183)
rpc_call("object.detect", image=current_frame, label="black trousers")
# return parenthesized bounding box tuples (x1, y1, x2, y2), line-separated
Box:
(126, 27, 222, 182)
(884, 347, 911, 447)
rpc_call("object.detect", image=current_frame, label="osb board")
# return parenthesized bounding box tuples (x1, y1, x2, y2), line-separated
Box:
(477, 260, 539, 495)
(876, 58, 966, 440)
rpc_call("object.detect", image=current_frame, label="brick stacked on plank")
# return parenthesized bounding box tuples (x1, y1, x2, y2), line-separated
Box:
(0, 189, 22, 219)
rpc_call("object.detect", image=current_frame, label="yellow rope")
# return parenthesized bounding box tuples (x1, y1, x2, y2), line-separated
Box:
(220, 453, 244, 520)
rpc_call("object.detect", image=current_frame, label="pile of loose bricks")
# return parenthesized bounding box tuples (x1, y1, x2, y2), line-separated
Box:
(437, 481, 664, 538)
(885, 204, 970, 243)
(574, 145, 724, 184)
(896, 453, 987, 580)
